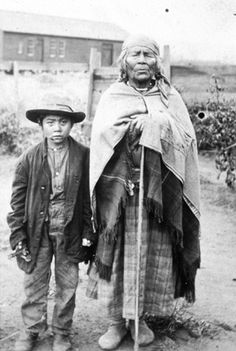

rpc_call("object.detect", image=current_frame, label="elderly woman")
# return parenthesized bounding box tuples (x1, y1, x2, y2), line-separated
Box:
(87, 34, 200, 350)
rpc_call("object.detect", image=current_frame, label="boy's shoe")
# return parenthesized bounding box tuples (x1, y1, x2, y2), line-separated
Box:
(129, 319, 155, 346)
(52, 334, 72, 351)
(98, 323, 127, 350)
(14, 331, 38, 351)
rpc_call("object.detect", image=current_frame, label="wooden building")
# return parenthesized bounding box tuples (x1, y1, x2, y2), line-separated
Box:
(0, 10, 128, 66)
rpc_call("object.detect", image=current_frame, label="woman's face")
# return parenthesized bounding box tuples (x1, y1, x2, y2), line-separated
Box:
(125, 46, 157, 88)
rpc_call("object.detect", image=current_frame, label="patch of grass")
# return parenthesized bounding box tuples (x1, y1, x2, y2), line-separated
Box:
(146, 307, 221, 340)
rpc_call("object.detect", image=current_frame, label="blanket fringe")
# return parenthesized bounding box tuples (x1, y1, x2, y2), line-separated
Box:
(174, 256, 200, 303)
(95, 256, 112, 281)
(170, 227, 183, 247)
(98, 194, 128, 243)
(145, 198, 184, 247)
(144, 198, 163, 222)
(99, 225, 118, 243)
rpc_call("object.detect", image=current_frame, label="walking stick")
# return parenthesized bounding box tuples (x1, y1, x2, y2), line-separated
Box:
(134, 145, 145, 351)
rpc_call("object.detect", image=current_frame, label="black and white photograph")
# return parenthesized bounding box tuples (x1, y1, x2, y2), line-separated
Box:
(0, 1, 235, 350)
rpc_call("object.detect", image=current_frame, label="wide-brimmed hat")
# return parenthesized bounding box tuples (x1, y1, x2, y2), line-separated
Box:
(26, 103, 85, 123)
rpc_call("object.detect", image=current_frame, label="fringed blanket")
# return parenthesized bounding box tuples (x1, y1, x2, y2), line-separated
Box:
(90, 81, 201, 303)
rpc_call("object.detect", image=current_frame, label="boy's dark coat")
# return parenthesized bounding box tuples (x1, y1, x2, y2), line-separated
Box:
(7, 136, 95, 273)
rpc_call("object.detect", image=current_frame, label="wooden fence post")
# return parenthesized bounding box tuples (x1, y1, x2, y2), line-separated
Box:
(87, 48, 101, 120)
(0, 30, 3, 61)
(162, 45, 171, 82)
(13, 61, 20, 117)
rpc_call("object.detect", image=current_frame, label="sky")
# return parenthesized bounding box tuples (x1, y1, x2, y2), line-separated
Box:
(0, 0, 235, 63)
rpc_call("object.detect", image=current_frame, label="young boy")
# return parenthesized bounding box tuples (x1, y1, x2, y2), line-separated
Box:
(7, 102, 96, 351)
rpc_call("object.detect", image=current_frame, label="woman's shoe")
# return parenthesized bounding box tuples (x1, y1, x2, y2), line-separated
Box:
(129, 319, 155, 346)
(98, 321, 127, 350)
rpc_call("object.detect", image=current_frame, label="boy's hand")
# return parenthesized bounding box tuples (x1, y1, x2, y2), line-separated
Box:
(8, 241, 32, 262)
(82, 238, 92, 247)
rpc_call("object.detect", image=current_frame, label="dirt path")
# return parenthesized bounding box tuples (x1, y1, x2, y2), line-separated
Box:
(0, 153, 236, 351)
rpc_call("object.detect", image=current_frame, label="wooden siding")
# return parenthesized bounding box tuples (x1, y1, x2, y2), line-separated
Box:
(2, 32, 122, 65)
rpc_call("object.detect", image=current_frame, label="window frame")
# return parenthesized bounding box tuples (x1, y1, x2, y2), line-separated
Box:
(26, 37, 35, 57)
(49, 38, 57, 58)
(17, 41, 24, 55)
(58, 40, 66, 58)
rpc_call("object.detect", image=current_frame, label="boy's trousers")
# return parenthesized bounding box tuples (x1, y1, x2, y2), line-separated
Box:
(21, 227, 79, 335)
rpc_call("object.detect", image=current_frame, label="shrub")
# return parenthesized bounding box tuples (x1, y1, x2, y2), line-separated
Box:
(70, 121, 91, 147)
(0, 109, 20, 154)
(16, 126, 42, 155)
(188, 99, 236, 188)
(188, 100, 236, 150)
(186, 73, 236, 188)
(0, 109, 91, 156)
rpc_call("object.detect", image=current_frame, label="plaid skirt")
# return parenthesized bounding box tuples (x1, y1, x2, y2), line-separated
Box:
(87, 188, 175, 320)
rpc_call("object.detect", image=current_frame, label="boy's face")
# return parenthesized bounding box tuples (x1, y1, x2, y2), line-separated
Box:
(41, 115, 73, 146)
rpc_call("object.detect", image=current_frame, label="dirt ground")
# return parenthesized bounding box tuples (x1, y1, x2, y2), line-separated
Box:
(0, 152, 236, 351)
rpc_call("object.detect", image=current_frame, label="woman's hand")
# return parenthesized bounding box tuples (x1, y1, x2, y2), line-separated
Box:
(130, 114, 147, 134)
(82, 238, 92, 247)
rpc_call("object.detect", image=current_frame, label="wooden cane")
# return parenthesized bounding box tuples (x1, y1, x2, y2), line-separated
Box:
(134, 145, 145, 351)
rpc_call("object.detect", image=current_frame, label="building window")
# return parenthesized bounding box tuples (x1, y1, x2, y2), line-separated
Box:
(27, 38, 35, 57)
(49, 39, 57, 58)
(18, 41, 24, 55)
(58, 40, 66, 58)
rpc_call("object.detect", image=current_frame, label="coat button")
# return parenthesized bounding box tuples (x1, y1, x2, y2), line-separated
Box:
(40, 211, 44, 215)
